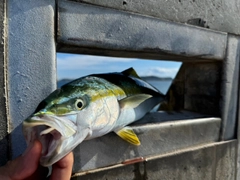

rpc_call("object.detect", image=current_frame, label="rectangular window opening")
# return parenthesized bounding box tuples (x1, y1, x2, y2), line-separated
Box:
(56, 52, 222, 174)
(57, 53, 221, 123)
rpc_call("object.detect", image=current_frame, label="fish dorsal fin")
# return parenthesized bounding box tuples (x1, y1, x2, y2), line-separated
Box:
(121, 67, 140, 78)
(114, 126, 140, 145)
(119, 94, 152, 109)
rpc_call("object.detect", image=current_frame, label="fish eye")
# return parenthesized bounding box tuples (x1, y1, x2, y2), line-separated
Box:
(75, 99, 84, 110)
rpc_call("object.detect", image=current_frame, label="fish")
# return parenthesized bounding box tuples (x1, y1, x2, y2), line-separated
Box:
(22, 68, 165, 167)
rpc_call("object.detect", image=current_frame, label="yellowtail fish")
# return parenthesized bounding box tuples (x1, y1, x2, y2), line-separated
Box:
(23, 68, 165, 166)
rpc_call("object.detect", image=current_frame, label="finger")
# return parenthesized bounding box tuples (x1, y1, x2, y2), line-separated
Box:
(18, 140, 43, 179)
(22, 140, 49, 180)
(24, 164, 49, 180)
(0, 140, 45, 180)
(50, 152, 74, 180)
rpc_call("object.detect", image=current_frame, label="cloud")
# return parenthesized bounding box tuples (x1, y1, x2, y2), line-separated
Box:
(57, 54, 136, 70)
(57, 53, 182, 80)
(143, 67, 180, 78)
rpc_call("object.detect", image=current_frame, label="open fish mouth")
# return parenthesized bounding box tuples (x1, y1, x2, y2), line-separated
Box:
(27, 125, 62, 158)
(23, 114, 77, 163)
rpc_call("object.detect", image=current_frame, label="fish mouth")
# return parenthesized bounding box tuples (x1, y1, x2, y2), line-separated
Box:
(30, 125, 62, 158)
(23, 114, 77, 166)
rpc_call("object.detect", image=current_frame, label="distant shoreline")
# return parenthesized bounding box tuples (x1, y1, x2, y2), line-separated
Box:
(141, 76, 172, 81)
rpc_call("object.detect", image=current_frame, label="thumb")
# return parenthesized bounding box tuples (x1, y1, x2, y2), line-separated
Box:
(0, 140, 47, 180)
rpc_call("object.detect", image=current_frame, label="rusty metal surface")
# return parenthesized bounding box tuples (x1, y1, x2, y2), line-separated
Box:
(57, 0, 227, 61)
(69, 0, 240, 35)
(72, 140, 236, 180)
(72, 112, 220, 173)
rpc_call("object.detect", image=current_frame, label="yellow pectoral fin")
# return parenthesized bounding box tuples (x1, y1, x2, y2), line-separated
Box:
(115, 127, 141, 146)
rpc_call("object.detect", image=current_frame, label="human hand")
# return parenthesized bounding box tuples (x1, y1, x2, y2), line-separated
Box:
(0, 140, 73, 180)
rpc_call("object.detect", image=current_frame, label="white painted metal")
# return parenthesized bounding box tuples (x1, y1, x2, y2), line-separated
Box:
(7, 0, 56, 158)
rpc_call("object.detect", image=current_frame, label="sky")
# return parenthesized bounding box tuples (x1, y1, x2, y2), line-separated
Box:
(57, 53, 182, 80)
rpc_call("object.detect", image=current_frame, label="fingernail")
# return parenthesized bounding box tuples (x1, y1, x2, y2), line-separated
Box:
(22, 141, 35, 156)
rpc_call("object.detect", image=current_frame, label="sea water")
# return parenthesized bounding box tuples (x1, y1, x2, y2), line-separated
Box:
(147, 80, 172, 94)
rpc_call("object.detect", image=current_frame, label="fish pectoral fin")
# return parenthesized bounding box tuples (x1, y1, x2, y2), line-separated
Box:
(119, 94, 152, 109)
(114, 127, 140, 146)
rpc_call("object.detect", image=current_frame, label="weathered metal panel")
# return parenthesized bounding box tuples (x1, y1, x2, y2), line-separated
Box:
(72, 112, 220, 173)
(145, 146, 216, 180)
(0, 0, 8, 166)
(236, 46, 240, 179)
(70, 0, 240, 35)
(159, 62, 222, 116)
(57, 0, 227, 61)
(145, 141, 237, 180)
(221, 35, 240, 141)
(184, 62, 222, 115)
(7, 0, 56, 159)
(72, 140, 237, 180)
(215, 140, 236, 180)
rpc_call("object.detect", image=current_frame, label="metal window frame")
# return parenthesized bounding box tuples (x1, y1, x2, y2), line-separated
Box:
(1, 0, 240, 179)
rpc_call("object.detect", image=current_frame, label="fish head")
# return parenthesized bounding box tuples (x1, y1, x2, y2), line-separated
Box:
(23, 86, 93, 167)
(23, 78, 121, 167)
